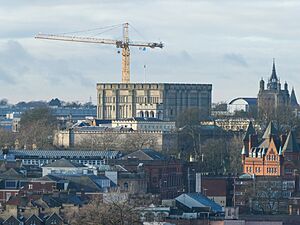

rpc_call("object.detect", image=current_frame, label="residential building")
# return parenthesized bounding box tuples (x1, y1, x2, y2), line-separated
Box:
(234, 174, 297, 214)
(41, 158, 93, 176)
(1, 149, 121, 168)
(112, 149, 185, 198)
(97, 83, 212, 121)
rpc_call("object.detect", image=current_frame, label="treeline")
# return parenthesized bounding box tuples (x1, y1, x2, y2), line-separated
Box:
(0, 108, 57, 150)
(0, 98, 95, 108)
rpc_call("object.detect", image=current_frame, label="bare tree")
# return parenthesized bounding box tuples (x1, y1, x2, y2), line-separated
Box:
(0, 128, 15, 148)
(78, 133, 120, 150)
(252, 178, 284, 214)
(66, 197, 142, 225)
(17, 108, 57, 149)
(124, 133, 158, 152)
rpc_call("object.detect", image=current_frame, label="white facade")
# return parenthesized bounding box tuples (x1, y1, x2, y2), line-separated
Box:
(112, 119, 176, 132)
(42, 166, 89, 177)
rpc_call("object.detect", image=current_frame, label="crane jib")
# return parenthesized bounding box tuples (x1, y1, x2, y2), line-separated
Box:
(35, 23, 164, 83)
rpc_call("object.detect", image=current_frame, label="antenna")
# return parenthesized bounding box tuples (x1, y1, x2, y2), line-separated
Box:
(144, 64, 147, 83)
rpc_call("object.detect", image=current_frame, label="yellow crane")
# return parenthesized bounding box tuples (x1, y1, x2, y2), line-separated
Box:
(35, 23, 163, 83)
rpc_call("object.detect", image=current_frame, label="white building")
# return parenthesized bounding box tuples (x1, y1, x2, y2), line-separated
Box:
(42, 158, 92, 176)
(112, 117, 176, 132)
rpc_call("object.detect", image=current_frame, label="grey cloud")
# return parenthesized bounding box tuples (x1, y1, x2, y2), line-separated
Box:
(0, 68, 16, 84)
(0, 40, 90, 87)
(223, 53, 248, 67)
(0, 0, 299, 103)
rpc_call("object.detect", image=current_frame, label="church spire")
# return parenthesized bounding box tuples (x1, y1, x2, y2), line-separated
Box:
(267, 58, 280, 90)
(270, 58, 278, 81)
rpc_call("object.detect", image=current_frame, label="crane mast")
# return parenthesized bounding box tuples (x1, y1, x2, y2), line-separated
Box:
(122, 23, 130, 83)
(35, 23, 163, 83)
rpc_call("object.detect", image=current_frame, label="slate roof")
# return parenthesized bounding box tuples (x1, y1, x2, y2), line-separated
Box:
(283, 131, 300, 153)
(0, 168, 24, 179)
(50, 174, 108, 192)
(291, 88, 299, 107)
(123, 149, 167, 160)
(7, 149, 121, 159)
(62, 175, 103, 192)
(175, 193, 223, 213)
(43, 158, 86, 168)
(243, 121, 256, 141)
(262, 121, 278, 139)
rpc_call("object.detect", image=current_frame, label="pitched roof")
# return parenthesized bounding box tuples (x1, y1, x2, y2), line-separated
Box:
(25, 214, 43, 223)
(70, 176, 103, 192)
(43, 158, 86, 168)
(0, 168, 24, 179)
(262, 121, 278, 139)
(283, 131, 300, 153)
(175, 193, 223, 213)
(243, 121, 256, 141)
(290, 88, 299, 107)
(123, 149, 167, 160)
(8, 149, 121, 159)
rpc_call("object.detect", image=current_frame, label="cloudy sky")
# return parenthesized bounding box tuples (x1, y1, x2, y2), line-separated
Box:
(0, 0, 300, 104)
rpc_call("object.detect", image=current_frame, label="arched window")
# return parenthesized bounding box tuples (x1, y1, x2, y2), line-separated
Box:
(150, 111, 155, 118)
(139, 111, 144, 117)
(145, 111, 149, 117)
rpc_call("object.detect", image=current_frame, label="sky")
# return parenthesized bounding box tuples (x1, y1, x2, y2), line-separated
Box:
(0, 0, 300, 104)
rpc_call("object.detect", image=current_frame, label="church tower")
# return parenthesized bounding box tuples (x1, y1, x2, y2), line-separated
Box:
(257, 59, 294, 119)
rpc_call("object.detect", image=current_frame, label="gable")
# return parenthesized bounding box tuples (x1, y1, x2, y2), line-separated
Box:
(45, 213, 63, 225)
(25, 214, 43, 225)
(3, 216, 20, 225)
(265, 139, 279, 156)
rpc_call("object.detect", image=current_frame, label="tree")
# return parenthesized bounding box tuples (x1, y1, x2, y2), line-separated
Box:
(0, 128, 15, 149)
(227, 135, 244, 175)
(176, 108, 206, 128)
(0, 99, 8, 106)
(200, 139, 228, 174)
(176, 108, 207, 160)
(78, 133, 120, 150)
(194, 135, 243, 175)
(66, 197, 142, 225)
(124, 133, 158, 152)
(18, 108, 57, 149)
(48, 98, 62, 107)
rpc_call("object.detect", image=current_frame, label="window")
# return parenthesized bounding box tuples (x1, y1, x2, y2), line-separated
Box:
(29, 184, 33, 190)
(5, 181, 17, 188)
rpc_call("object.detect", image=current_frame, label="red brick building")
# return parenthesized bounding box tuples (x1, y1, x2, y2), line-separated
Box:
(242, 121, 300, 177)
(115, 149, 185, 198)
